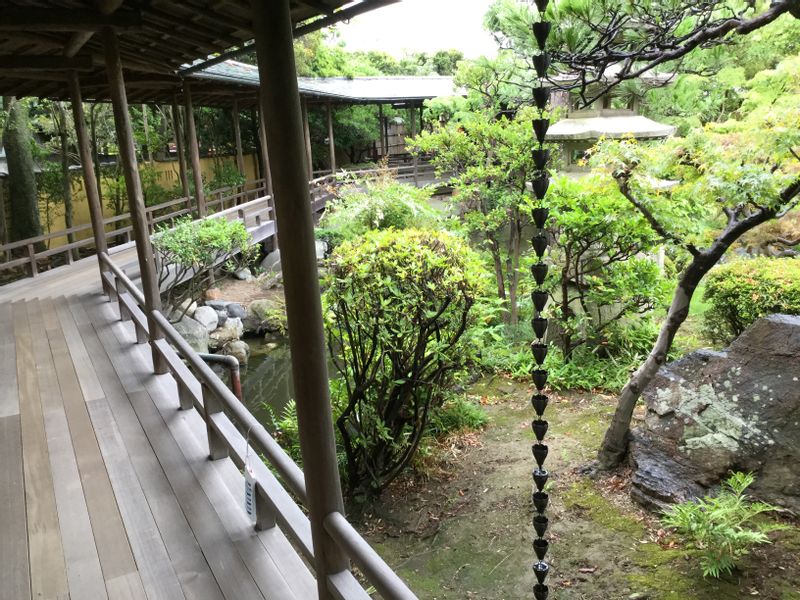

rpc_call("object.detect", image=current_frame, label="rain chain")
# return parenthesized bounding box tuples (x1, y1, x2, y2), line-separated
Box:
(530, 1, 553, 598)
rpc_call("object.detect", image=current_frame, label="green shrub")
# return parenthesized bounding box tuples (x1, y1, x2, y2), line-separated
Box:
(704, 257, 800, 344)
(324, 228, 484, 496)
(153, 216, 255, 318)
(427, 393, 488, 436)
(662, 472, 787, 578)
(318, 174, 439, 249)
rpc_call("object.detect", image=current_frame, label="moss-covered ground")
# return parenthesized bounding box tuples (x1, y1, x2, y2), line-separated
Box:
(354, 376, 800, 600)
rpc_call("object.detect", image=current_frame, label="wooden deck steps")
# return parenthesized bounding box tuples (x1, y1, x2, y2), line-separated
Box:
(0, 292, 314, 600)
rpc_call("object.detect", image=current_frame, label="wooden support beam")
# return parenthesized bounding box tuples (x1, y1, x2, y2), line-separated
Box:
(257, 103, 274, 199)
(0, 56, 93, 72)
(102, 27, 167, 373)
(0, 9, 141, 31)
(301, 99, 313, 178)
(67, 72, 109, 284)
(327, 102, 336, 174)
(183, 82, 207, 218)
(378, 104, 385, 157)
(294, 0, 401, 36)
(171, 95, 191, 201)
(232, 99, 245, 177)
(250, 2, 350, 598)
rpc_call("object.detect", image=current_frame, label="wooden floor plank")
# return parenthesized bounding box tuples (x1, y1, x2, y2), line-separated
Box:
(54, 299, 104, 403)
(15, 300, 69, 600)
(26, 300, 108, 600)
(42, 299, 153, 600)
(102, 300, 312, 599)
(65, 296, 222, 600)
(0, 413, 31, 600)
(0, 301, 31, 600)
(91, 300, 272, 600)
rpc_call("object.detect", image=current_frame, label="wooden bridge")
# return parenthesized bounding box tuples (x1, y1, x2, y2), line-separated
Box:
(0, 165, 439, 600)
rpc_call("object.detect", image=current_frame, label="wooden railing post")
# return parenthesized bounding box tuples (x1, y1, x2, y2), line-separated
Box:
(255, 484, 277, 531)
(251, 2, 350, 597)
(116, 279, 131, 322)
(27, 244, 37, 277)
(202, 383, 229, 460)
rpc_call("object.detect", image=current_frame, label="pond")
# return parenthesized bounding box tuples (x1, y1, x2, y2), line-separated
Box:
(239, 335, 294, 428)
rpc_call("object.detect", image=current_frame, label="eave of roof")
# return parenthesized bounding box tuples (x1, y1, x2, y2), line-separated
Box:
(547, 110, 677, 141)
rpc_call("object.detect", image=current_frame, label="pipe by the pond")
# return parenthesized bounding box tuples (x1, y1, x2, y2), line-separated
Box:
(198, 353, 243, 402)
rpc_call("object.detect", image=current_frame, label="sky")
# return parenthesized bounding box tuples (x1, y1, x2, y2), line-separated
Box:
(335, 0, 498, 59)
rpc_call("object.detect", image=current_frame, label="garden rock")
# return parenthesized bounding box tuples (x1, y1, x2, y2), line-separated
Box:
(223, 340, 250, 365)
(630, 314, 800, 512)
(226, 303, 247, 319)
(215, 310, 228, 327)
(193, 306, 219, 332)
(173, 316, 209, 354)
(234, 267, 253, 281)
(209, 317, 244, 350)
(243, 298, 287, 335)
(178, 299, 197, 318)
(205, 299, 230, 312)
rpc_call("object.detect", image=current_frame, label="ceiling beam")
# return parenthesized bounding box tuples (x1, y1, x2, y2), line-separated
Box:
(0, 9, 141, 32)
(0, 55, 94, 71)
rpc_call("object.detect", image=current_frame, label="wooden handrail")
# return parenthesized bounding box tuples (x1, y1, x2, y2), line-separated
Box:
(1, 164, 441, 282)
(325, 512, 417, 600)
(97, 247, 418, 599)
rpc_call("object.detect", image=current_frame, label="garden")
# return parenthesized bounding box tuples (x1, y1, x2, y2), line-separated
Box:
(2, 1, 800, 598)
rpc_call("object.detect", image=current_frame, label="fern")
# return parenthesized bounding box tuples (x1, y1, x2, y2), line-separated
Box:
(662, 472, 788, 578)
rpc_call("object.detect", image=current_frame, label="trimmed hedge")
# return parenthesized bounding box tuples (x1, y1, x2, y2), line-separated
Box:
(703, 257, 800, 343)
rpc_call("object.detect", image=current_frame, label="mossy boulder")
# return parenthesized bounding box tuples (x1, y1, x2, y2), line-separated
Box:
(630, 314, 800, 512)
(243, 298, 287, 336)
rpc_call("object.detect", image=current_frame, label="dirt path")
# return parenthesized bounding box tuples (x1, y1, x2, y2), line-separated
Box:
(356, 376, 800, 600)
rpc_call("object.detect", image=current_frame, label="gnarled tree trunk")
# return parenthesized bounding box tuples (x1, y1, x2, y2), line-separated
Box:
(3, 97, 42, 245)
(598, 177, 800, 469)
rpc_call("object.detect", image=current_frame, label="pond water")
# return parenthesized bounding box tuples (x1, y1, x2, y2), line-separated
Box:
(239, 335, 294, 428)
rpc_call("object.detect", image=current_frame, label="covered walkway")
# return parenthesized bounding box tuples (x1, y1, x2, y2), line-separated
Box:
(1, 291, 315, 599)
(0, 1, 417, 599)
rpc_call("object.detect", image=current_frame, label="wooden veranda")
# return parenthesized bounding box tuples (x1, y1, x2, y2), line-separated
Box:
(0, 2, 417, 599)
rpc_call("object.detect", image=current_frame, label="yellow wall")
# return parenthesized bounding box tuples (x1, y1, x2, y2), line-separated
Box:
(40, 153, 260, 248)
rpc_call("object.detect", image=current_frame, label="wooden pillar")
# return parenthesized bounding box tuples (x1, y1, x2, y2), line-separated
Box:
(171, 94, 191, 201)
(183, 82, 206, 217)
(257, 104, 273, 198)
(250, 1, 349, 597)
(301, 99, 313, 179)
(326, 102, 336, 174)
(102, 28, 167, 373)
(410, 106, 419, 185)
(257, 103, 276, 249)
(378, 104, 385, 157)
(67, 72, 109, 282)
(383, 107, 390, 157)
(232, 99, 245, 178)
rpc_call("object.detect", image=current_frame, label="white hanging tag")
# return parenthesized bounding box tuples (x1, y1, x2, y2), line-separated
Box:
(244, 463, 257, 523)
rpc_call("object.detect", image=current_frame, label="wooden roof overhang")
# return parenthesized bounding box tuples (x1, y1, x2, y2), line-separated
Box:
(0, 0, 399, 106)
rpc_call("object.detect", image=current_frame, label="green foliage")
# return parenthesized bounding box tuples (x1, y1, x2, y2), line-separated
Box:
(412, 107, 542, 324)
(427, 394, 488, 436)
(703, 257, 800, 343)
(662, 472, 788, 578)
(545, 174, 671, 358)
(324, 228, 485, 496)
(152, 216, 255, 316)
(207, 159, 246, 192)
(318, 172, 439, 248)
(264, 400, 303, 463)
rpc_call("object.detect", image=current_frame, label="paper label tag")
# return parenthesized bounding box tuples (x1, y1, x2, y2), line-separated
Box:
(244, 464, 256, 523)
